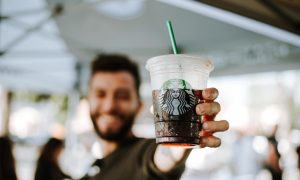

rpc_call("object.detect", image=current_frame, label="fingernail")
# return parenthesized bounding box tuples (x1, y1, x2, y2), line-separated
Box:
(213, 91, 218, 99)
(202, 123, 208, 130)
(204, 88, 218, 99)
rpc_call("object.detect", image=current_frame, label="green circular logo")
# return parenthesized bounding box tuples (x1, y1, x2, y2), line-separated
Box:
(159, 79, 196, 116)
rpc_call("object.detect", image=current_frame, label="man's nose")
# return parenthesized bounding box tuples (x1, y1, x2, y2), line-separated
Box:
(101, 96, 117, 113)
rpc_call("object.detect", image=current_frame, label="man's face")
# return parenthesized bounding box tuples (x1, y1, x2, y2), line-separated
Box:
(88, 71, 141, 141)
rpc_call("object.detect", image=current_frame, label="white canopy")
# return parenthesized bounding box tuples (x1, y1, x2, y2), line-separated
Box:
(1, 0, 300, 94)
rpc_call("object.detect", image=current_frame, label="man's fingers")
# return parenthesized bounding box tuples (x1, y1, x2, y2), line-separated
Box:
(196, 102, 221, 116)
(202, 88, 218, 101)
(202, 120, 229, 133)
(200, 136, 221, 148)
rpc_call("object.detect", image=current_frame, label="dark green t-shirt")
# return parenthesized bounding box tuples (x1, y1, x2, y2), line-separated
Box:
(83, 138, 186, 180)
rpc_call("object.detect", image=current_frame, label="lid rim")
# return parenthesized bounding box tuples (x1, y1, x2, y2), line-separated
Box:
(146, 54, 214, 72)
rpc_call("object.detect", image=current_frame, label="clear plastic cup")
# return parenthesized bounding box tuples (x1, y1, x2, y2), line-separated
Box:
(146, 54, 214, 146)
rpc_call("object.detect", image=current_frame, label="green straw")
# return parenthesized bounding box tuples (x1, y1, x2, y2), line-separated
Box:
(167, 20, 178, 54)
(166, 20, 187, 89)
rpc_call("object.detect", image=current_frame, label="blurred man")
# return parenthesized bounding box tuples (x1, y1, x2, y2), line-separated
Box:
(35, 138, 71, 180)
(264, 137, 282, 180)
(83, 54, 229, 180)
(0, 136, 17, 180)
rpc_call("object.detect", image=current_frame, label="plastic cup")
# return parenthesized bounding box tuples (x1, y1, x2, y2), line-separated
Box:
(146, 54, 214, 147)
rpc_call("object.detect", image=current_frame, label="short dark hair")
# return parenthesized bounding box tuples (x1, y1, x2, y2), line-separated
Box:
(91, 54, 141, 97)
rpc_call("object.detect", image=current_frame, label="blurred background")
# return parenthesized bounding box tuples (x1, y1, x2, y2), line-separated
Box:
(1, 0, 300, 180)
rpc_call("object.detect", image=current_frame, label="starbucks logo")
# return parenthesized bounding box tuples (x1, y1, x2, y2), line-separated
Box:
(159, 79, 196, 116)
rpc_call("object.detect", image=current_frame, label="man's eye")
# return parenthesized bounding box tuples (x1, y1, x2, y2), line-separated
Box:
(96, 91, 105, 98)
(116, 92, 130, 100)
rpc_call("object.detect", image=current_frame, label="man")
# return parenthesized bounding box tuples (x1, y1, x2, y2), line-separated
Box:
(84, 54, 229, 180)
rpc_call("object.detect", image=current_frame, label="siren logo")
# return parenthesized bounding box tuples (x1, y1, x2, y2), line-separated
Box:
(159, 79, 196, 116)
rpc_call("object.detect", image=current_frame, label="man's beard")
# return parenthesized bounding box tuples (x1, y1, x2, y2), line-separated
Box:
(90, 111, 136, 141)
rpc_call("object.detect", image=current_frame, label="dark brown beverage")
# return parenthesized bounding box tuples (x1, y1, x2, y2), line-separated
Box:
(152, 89, 203, 146)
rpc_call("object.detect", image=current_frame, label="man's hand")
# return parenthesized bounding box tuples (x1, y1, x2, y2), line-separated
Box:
(153, 87, 229, 173)
(196, 87, 229, 148)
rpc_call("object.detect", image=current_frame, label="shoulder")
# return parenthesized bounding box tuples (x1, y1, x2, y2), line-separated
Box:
(123, 138, 158, 164)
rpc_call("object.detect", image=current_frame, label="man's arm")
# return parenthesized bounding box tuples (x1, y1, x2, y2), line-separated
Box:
(153, 88, 229, 172)
(153, 146, 190, 172)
